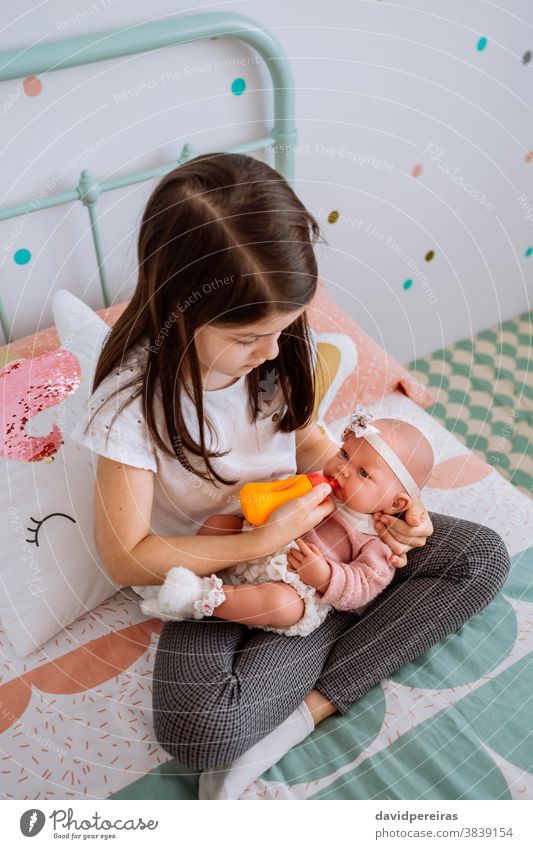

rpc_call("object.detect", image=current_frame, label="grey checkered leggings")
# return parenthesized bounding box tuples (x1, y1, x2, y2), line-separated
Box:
(152, 513, 510, 769)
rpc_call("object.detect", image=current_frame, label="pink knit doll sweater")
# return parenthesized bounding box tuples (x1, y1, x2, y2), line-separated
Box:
(300, 509, 395, 612)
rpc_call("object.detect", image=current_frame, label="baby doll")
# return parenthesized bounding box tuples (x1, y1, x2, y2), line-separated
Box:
(140, 406, 435, 636)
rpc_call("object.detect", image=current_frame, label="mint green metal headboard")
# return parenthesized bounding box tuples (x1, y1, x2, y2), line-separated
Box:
(0, 11, 297, 344)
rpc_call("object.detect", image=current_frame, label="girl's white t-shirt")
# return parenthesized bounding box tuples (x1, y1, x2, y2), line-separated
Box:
(69, 332, 317, 537)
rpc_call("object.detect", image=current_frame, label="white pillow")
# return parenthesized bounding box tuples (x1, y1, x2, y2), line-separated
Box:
(0, 290, 118, 657)
(0, 290, 357, 657)
(312, 331, 358, 442)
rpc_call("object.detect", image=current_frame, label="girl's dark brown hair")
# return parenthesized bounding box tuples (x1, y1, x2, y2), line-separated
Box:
(87, 152, 324, 486)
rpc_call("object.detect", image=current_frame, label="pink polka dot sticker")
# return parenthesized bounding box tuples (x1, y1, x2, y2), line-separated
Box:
(23, 76, 42, 97)
(412, 164, 422, 178)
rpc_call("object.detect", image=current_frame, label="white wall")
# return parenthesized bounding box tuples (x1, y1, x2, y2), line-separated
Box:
(1, 0, 531, 362)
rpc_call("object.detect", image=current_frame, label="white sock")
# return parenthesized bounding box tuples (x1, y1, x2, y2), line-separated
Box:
(198, 701, 315, 800)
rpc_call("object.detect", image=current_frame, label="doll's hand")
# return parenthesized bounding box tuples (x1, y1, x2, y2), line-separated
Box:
(372, 497, 432, 568)
(287, 538, 332, 593)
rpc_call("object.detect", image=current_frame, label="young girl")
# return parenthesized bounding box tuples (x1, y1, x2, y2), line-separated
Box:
(70, 152, 510, 801)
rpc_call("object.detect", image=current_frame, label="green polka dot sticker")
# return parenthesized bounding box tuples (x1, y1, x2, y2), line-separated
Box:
(14, 248, 31, 265)
(231, 78, 246, 95)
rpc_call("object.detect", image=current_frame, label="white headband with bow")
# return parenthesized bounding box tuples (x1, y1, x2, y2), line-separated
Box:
(342, 405, 419, 499)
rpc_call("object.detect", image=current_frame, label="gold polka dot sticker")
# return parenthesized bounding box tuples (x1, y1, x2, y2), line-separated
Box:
(425, 250, 435, 261)
(327, 210, 340, 224)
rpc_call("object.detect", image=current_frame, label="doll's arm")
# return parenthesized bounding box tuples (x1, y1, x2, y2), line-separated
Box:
(319, 539, 395, 611)
(287, 538, 332, 593)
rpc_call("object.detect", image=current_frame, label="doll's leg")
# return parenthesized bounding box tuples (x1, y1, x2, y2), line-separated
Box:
(195, 516, 304, 627)
(197, 514, 244, 536)
(214, 581, 305, 629)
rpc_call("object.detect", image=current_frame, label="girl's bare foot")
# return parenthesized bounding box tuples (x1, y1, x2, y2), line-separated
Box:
(304, 688, 337, 725)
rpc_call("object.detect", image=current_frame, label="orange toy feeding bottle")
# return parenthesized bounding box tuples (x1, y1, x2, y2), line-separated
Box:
(239, 473, 339, 526)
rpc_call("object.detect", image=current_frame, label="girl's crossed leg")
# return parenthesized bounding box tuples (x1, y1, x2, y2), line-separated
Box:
(152, 512, 509, 771)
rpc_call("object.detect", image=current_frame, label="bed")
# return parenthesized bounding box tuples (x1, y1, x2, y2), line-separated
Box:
(0, 11, 532, 802)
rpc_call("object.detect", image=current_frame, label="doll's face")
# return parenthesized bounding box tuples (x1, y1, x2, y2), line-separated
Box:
(323, 432, 410, 514)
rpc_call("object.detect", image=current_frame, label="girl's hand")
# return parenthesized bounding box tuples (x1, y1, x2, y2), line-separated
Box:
(372, 497, 433, 568)
(259, 484, 335, 552)
(287, 538, 332, 592)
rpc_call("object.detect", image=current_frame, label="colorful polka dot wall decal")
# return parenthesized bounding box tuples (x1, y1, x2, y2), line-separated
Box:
(23, 75, 42, 97)
(403, 279, 413, 290)
(525, 247, 533, 257)
(477, 37, 487, 52)
(14, 248, 31, 265)
(231, 78, 246, 95)
(412, 164, 422, 177)
(522, 50, 531, 65)
(328, 210, 340, 224)
(425, 249, 435, 261)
